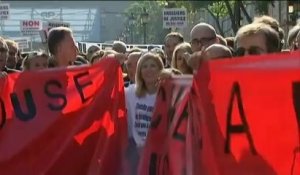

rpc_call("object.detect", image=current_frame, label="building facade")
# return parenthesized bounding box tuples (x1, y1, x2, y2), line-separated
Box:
(0, 1, 133, 43)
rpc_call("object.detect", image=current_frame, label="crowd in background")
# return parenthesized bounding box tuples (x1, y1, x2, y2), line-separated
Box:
(1, 14, 300, 174)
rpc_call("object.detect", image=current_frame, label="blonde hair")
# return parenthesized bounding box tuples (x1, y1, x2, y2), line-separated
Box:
(135, 52, 164, 98)
(0, 37, 8, 49)
(171, 42, 193, 74)
(5, 39, 18, 49)
(22, 51, 49, 70)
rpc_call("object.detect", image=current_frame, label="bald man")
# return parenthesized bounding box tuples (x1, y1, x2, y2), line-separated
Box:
(202, 44, 232, 60)
(190, 23, 219, 52)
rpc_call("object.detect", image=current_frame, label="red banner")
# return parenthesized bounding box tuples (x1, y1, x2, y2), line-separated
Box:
(140, 51, 300, 175)
(138, 76, 193, 175)
(195, 51, 300, 175)
(0, 58, 127, 175)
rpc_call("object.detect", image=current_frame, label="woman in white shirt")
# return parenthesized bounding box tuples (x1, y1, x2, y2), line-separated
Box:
(125, 52, 164, 175)
(125, 52, 164, 150)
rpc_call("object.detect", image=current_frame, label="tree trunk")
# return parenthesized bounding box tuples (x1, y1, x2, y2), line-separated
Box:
(239, 1, 252, 23)
(234, 1, 241, 28)
(206, 7, 225, 37)
(224, 0, 238, 34)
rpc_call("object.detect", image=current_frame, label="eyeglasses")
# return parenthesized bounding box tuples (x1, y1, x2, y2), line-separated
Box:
(235, 47, 266, 56)
(0, 47, 8, 53)
(190, 37, 216, 46)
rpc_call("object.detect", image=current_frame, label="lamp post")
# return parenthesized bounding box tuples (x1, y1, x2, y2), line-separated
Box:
(288, 2, 296, 26)
(141, 7, 149, 44)
(128, 13, 135, 44)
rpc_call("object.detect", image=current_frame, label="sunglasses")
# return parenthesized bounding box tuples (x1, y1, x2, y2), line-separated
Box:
(235, 47, 265, 56)
(0, 47, 8, 53)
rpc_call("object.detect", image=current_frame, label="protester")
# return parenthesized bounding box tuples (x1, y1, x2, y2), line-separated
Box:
(112, 40, 127, 54)
(295, 31, 300, 50)
(202, 44, 233, 60)
(187, 23, 220, 71)
(16, 51, 23, 70)
(234, 23, 280, 56)
(217, 34, 227, 46)
(0, 37, 19, 76)
(5, 39, 19, 69)
(288, 24, 300, 50)
(190, 22, 219, 52)
(74, 55, 89, 65)
(252, 15, 284, 51)
(171, 42, 193, 74)
(125, 51, 142, 86)
(47, 27, 78, 67)
(22, 51, 49, 71)
(90, 50, 105, 64)
(225, 37, 235, 49)
(87, 45, 101, 62)
(164, 32, 184, 68)
(150, 47, 166, 66)
(125, 52, 164, 149)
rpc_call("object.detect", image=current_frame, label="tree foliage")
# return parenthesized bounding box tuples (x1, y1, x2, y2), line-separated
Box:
(123, 1, 274, 43)
(124, 1, 167, 44)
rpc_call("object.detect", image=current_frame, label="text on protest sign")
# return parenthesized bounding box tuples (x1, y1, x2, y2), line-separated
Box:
(46, 21, 70, 31)
(13, 38, 29, 50)
(20, 20, 42, 36)
(163, 8, 187, 29)
(0, 3, 10, 20)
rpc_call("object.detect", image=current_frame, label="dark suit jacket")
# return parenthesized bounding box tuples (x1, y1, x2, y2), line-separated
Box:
(2, 66, 21, 74)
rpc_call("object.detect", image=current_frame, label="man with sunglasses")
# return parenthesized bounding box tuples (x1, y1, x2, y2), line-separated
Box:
(234, 23, 280, 57)
(190, 23, 219, 53)
(0, 37, 19, 77)
(185, 23, 219, 71)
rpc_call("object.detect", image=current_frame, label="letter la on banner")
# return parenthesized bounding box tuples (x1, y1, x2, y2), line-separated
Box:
(138, 76, 195, 175)
(195, 51, 300, 175)
(0, 58, 127, 175)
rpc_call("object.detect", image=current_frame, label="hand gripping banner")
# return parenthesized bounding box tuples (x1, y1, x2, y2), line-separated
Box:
(139, 51, 300, 175)
(0, 58, 127, 175)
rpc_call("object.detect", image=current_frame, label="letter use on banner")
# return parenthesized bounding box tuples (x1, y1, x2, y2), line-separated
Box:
(0, 58, 128, 175)
(195, 51, 300, 175)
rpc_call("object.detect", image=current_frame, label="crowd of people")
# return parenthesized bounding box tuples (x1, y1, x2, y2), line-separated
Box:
(0, 14, 300, 174)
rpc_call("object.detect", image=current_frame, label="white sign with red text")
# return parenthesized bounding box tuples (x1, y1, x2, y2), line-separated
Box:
(20, 20, 43, 36)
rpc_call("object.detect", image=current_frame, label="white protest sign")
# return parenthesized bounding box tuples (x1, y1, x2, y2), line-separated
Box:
(20, 20, 43, 36)
(45, 21, 70, 31)
(163, 8, 187, 29)
(0, 3, 10, 20)
(13, 37, 29, 50)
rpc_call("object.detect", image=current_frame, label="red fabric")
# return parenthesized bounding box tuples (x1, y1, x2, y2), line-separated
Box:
(0, 58, 127, 175)
(139, 51, 300, 175)
(138, 76, 193, 175)
(195, 51, 300, 175)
